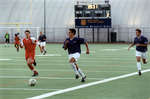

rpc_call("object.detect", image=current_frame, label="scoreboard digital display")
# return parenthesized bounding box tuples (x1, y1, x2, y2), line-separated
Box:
(75, 4, 111, 28)
(75, 18, 111, 28)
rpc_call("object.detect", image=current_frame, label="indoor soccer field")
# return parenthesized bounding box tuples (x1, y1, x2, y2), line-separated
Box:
(0, 44, 150, 99)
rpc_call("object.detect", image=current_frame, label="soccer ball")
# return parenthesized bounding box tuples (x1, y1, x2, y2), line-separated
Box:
(29, 78, 37, 86)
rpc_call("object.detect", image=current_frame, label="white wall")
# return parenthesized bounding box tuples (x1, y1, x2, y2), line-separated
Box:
(0, 0, 150, 42)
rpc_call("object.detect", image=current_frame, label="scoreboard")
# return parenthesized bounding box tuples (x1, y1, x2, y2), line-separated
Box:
(75, 18, 111, 28)
(75, 4, 111, 28)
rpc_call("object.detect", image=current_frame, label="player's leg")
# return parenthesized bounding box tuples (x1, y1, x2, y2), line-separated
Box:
(17, 44, 19, 52)
(5, 39, 7, 47)
(74, 63, 86, 82)
(142, 52, 147, 64)
(15, 44, 19, 52)
(7, 39, 9, 47)
(33, 59, 37, 66)
(69, 57, 79, 79)
(16, 44, 19, 52)
(69, 54, 86, 82)
(26, 58, 38, 77)
(142, 58, 147, 64)
(37, 42, 42, 54)
(39, 45, 43, 54)
(136, 51, 142, 76)
(42, 42, 47, 55)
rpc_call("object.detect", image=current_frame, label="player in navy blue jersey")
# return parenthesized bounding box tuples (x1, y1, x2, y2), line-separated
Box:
(63, 28, 89, 82)
(38, 32, 47, 55)
(128, 29, 148, 76)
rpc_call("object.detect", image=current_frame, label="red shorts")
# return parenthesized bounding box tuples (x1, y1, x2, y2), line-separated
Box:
(14, 41, 20, 45)
(25, 53, 35, 63)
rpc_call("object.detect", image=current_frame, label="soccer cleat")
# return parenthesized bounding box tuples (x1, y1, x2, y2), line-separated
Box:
(81, 76, 86, 82)
(143, 62, 147, 64)
(75, 74, 79, 79)
(138, 70, 142, 76)
(32, 72, 39, 77)
(33, 61, 37, 66)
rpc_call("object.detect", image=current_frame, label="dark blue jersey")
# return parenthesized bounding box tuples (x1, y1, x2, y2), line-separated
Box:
(38, 34, 46, 42)
(63, 37, 86, 54)
(134, 35, 148, 52)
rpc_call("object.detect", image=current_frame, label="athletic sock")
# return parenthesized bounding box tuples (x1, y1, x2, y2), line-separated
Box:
(137, 62, 141, 71)
(71, 63, 79, 75)
(78, 68, 85, 78)
(33, 70, 38, 74)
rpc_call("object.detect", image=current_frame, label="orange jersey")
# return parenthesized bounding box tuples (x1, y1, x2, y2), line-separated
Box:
(23, 38, 36, 60)
(14, 36, 20, 45)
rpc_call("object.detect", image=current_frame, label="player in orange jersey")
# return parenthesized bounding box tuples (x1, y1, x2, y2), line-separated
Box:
(20, 30, 39, 77)
(14, 33, 20, 52)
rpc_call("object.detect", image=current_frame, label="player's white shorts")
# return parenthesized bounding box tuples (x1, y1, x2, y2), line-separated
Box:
(40, 42, 46, 47)
(69, 52, 80, 61)
(136, 51, 147, 59)
(37, 41, 40, 45)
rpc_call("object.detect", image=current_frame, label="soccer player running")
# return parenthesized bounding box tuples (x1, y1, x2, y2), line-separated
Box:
(14, 33, 20, 52)
(128, 29, 148, 76)
(63, 28, 89, 82)
(20, 30, 39, 77)
(38, 32, 47, 55)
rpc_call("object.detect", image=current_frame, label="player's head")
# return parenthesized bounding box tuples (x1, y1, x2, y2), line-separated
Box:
(15, 34, 17, 36)
(40, 32, 43, 35)
(136, 29, 141, 37)
(25, 30, 30, 38)
(68, 28, 76, 38)
(15, 33, 19, 36)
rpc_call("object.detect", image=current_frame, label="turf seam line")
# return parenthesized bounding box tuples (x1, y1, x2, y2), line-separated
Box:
(0, 88, 61, 91)
(27, 69, 150, 99)
(0, 76, 104, 80)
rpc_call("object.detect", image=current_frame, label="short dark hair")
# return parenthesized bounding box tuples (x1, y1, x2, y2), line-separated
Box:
(69, 28, 76, 35)
(136, 29, 141, 33)
(25, 30, 30, 34)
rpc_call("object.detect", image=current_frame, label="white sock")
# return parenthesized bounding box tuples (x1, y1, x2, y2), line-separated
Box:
(78, 68, 85, 78)
(71, 63, 79, 75)
(44, 48, 46, 51)
(137, 62, 141, 71)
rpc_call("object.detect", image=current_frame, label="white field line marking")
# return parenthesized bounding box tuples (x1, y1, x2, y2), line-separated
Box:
(0, 88, 61, 91)
(0, 68, 130, 73)
(101, 49, 121, 51)
(0, 76, 104, 80)
(27, 69, 150, 99)
(9, 59, 136, 63)
(82, 51, 96, 54)
(0, 64, 137, 68)
(36, 54, 62, 57)
(0, 59, 12, 61)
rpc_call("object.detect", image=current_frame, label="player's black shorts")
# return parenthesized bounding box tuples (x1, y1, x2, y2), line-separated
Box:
(5, 39, 9, 43)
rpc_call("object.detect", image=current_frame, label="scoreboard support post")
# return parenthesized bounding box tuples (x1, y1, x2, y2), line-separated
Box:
(92, 27, 95, 43)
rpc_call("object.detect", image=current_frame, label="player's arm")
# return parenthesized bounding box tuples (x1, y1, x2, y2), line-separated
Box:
(79, 38, 89, 54)
(85, 42, 89, 54)
(38, 36, 41, 42)
(20, 40, 24, 48)
(31, 37, 37, 44)
(43, 35, 46, 41)
(128, 43, 135, 51)
(63, 40, 69, 50)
